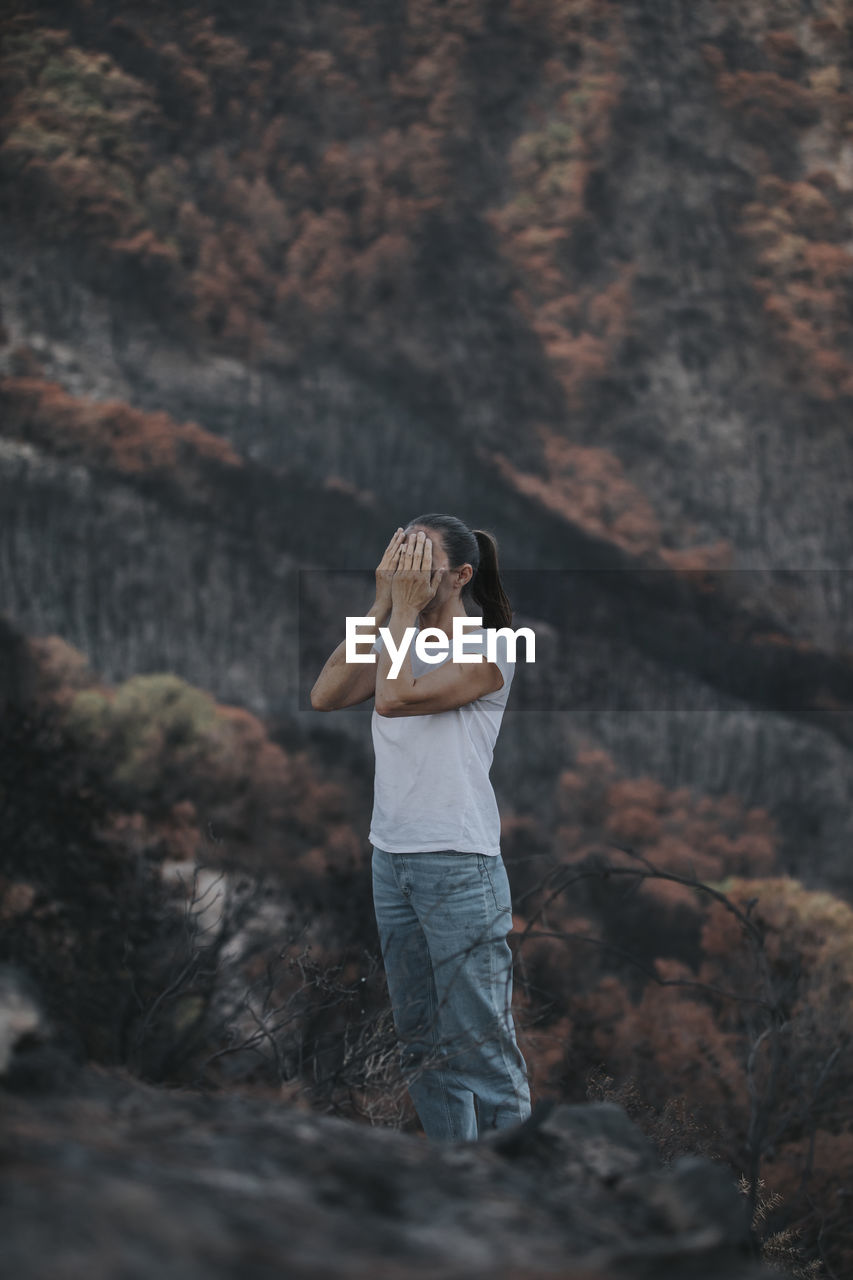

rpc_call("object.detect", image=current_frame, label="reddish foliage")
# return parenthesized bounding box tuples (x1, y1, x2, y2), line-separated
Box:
(0, 9, 462, 358)
(506, 742, 785, 1109)
(0, 376, 241, 489)
(486, 3, 630, 413)
(717, 69, 821, 130)
(702, 23, 853, 402)
(490, 428, 661, 556)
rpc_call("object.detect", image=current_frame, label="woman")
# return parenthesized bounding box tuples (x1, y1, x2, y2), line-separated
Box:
(310, 514, 531, 1141)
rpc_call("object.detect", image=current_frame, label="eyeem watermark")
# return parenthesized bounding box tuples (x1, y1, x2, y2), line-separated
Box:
(346, 616, 536, 678)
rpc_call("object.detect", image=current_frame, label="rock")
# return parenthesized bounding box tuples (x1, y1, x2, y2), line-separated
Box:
(0, 964, 80, 1093)
(0, 1065, 774, 1280)
(487, 1100, 660, 1182)
(626, 1154, 754, 1243)
(0, 964, 43, 1075)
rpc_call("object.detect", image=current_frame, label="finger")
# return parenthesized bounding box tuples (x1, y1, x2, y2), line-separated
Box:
(384, 527, 404, 558)
(378, 529, 404, 569)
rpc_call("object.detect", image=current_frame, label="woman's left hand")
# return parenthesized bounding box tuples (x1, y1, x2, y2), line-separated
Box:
(391, 531, 445, 610)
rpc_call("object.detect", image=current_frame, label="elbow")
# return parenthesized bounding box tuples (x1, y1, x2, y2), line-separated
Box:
(310, 686, 334, 711)
(375, 695, 403, 717)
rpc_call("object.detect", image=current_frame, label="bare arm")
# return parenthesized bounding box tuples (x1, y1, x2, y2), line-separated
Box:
(310, 595, 388, 710)
(375, 604, 503, 718)
(309, 528, 404, 711)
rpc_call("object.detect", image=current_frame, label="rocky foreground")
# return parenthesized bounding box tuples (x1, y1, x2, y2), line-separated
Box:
(1, 975, 774, 1280)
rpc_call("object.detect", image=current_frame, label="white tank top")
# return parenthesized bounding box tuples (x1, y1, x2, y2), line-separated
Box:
(368, 624, 515, 856)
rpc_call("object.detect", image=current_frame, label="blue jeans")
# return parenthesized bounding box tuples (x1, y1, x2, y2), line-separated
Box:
(371, 846, 532, 1141)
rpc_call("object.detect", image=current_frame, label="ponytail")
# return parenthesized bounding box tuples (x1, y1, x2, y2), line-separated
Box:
(471, 529, 513, 630)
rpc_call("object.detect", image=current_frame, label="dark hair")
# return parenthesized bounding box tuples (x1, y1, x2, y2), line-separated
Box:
(404, 513, 513, 630)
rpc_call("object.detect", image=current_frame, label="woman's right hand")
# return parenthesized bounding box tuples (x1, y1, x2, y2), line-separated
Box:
(375, 527, 406, 610)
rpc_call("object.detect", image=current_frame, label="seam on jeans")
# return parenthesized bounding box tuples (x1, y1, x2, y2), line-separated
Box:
(482, 860, 530, 1126)
(480, 854, 501, 916)
(484, 866, 513, 1127)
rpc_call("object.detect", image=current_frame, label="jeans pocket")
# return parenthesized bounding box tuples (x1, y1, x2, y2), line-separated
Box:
(475, 855, 499, 916)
